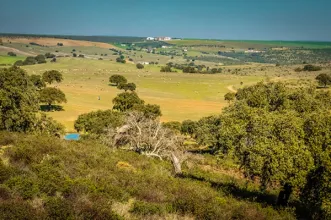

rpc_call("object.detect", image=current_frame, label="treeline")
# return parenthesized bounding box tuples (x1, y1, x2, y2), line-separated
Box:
(14, 53, 56, 66)
(160, 62, 223, 74)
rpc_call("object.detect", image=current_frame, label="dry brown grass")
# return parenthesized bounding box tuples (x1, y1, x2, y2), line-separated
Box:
(1, 37, 114, 48)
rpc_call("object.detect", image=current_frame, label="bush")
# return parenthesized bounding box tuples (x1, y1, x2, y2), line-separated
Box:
(23, 56, 37, 65)
(7, 52, 16, 57)
(13, 60, 24, 66)
(57, 43, 63, 46)
(45, 52, 56, 58)
(160, 66, 173, 72)
(136, 63, 144, 69)
(0, 199, 45, 219)
(303, 64, 322, 71)
(35, 54, 46, 64)
(130, 201, 165, 216)
(45, 197, 74, 219)
(4, 176, 39, 199)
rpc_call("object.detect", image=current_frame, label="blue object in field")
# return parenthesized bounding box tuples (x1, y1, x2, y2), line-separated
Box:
(64, 133, 80, 140)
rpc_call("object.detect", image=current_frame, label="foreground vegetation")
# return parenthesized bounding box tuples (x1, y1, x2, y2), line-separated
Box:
(1, 37, 331, 219)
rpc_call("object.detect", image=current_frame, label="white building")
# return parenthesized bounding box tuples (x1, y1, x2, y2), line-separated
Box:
(146, 37, 155, 40)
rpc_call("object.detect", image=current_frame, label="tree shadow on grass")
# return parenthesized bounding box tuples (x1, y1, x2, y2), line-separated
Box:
(316, 86, 328, 89)
(180, 173, 277, 206)
(40, 105, 64, 112)
(108, 83, 117, 87)
(180, 173, 310, 218)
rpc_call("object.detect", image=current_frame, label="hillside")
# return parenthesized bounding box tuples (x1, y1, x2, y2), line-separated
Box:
(0, 132, 295, 220)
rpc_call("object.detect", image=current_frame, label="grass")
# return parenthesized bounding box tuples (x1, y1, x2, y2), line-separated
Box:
(169, 39, 331, 49)
(21, 58, 264, 131)
(0, 55, 25, 65)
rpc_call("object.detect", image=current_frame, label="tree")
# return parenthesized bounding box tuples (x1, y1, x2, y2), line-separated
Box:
(181, 120, 197, 136)
(0, 66, 39, 132)
(42, 70, 63, 84)
(109, 75, 127, 86)
(104, 111, 185, 175)
(7, 52, 16, 57)
(316, 73, 331, 87)
(163, 121, 182, 133)
(45, 53, 56, 58)
(35, 54, 46, 64)
(300, 112, 331, 218)
(160, 66, 173, 72)
(74, 110, 124, 135)
(133, 104, 162, 119)
(14, 60, 23, 66)
(224, 92, 235, 103)
(112, 92, 144, 112)
(39, 87, 67, 110)
(30, 75, 46, 90)
(33, 114, 65, 137)
(117, 82, 136, 92)
(23, 56, 37, 65)
(73, 53, 77, 57)
(136, 63, 144, 69)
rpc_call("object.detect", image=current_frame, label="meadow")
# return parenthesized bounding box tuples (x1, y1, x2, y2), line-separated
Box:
(21, 58, 265, 131)
(1, 36, 330, 131)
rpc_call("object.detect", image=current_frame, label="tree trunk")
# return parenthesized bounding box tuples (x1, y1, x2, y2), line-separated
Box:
(170, 152, 182, 176)
(277, 183, 292, 206)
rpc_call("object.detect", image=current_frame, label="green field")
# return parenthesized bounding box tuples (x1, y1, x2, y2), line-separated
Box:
(21, 58, 264, 131)
(0, 55, 25, 64)
(169, 39, 331, 49)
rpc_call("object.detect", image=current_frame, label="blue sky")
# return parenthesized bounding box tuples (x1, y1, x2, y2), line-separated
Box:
(0, 0, 330, 41)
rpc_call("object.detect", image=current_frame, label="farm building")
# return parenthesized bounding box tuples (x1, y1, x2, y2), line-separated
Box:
(146, 37, 155, 40)
(155, 37, 172, 41)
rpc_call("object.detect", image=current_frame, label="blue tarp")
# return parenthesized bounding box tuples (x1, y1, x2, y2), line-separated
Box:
(64, 133, 80, 140)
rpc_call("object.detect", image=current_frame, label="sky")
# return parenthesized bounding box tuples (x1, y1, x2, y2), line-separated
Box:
(0, 0, 330, 41)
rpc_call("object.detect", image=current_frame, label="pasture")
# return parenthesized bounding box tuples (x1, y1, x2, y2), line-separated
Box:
(21, 58, 265, 131)
(0, 55, 25, 65)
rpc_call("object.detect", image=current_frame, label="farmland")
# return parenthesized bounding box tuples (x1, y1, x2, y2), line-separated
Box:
(1, 36, 330, 130)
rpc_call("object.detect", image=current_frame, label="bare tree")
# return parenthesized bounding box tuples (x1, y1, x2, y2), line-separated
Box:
(103, 111, 185, 175)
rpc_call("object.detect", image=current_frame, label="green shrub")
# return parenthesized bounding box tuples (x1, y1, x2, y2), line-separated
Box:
(4, 176, 39, 199)
(130, 200, 165, 216)
(0, 199, 45, 220)
(45, 197, 74, 219)
(303, 64, 322, 71)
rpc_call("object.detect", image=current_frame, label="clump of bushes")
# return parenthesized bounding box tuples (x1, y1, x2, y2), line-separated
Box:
(136, 63, 144, 69)
(7, 52, 16, 57)
(14, 54, 47, 66)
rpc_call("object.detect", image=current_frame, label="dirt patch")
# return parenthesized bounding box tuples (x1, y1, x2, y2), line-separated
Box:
(226, 85, 237, 93)
(0, 45, 35, 56)
(1, 37, 114, 49)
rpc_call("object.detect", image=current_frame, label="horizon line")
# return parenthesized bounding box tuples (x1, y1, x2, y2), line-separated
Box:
(0, 32, 330, 43)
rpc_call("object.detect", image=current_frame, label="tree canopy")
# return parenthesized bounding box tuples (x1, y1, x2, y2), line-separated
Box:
(30, 75, 46, 90)
(112, 92, 144, 112)
(42, 70, 63, 84)
(0, 66, 39, 132)
(39, 87, 67, 108)
(316, 73, 331, 87)
(74, 110, 124, 135)
(117, 82, 136, 92)
(109, 74, 127, 86)
(196, 81, 331, 209)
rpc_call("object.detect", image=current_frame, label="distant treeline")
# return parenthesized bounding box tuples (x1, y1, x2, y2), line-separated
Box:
(0, 33, 146, 44)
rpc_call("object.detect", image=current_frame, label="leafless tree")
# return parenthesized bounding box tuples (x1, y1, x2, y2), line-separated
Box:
(103, 111, 185, 175)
